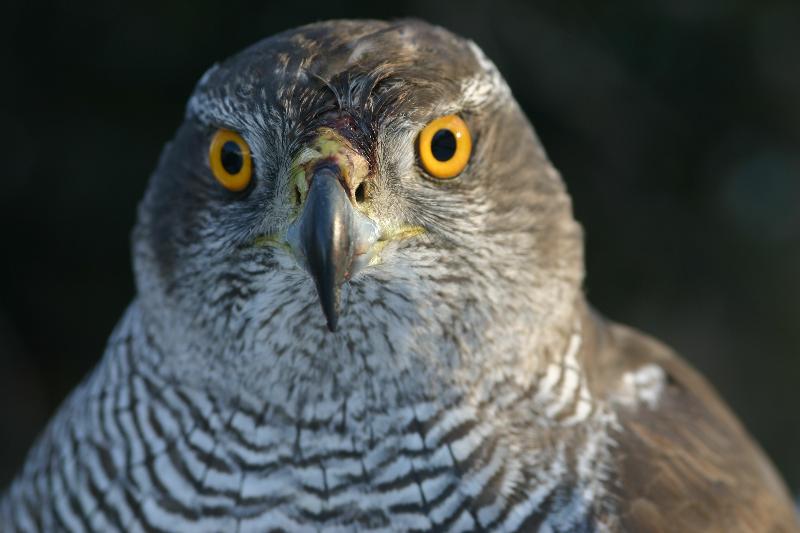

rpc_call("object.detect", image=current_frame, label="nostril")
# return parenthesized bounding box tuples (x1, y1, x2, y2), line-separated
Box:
(354, 182, 367, 204)
(294, 184, 303, 206)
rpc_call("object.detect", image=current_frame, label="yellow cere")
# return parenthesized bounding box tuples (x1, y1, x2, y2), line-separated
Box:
(208, 129, 253, 192)
(417, 115, 472, 179)
(289, 128, 369, 206)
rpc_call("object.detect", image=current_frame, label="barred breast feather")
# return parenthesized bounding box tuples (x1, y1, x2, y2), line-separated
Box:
(1, 304, 620, 532)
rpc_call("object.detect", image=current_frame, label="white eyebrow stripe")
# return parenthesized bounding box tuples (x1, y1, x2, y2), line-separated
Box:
(459, 41, 510, 109)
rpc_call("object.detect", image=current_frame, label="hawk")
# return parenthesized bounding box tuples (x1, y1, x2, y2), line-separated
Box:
(2, 19, 798, 532)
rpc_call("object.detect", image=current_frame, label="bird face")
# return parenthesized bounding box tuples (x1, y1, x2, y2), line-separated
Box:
(133, 20, 583, 380)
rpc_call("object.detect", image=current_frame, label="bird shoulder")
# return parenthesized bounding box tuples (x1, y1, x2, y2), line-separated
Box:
(584, 313, 800, 532)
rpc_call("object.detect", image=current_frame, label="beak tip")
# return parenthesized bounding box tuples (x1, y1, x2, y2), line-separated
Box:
(326, 318, 338, 333)
(319, 287, 341, 333)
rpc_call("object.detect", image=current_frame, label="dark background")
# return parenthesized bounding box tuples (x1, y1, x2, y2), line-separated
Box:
(1, 0, 798, 496)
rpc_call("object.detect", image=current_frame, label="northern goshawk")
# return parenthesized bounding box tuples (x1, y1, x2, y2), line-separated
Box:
(2, 19, 798, 532)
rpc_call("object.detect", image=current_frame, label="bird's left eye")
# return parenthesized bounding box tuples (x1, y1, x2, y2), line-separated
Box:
(208, 129, 253, 192)
(417, 115, 472, 179)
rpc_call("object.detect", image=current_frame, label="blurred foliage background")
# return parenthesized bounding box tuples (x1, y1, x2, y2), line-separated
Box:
(1, 0, 798, 494)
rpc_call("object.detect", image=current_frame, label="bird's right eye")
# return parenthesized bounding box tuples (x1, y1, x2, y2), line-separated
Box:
(208, 129, 253, 192)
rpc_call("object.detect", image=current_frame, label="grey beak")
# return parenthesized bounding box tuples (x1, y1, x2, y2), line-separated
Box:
(287, 164, 379, 332)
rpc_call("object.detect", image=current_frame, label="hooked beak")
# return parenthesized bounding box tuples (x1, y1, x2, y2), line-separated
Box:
(286, 163, 379, 331)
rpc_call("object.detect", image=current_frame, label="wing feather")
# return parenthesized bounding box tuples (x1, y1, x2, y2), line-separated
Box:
(587, 315, 800, 532)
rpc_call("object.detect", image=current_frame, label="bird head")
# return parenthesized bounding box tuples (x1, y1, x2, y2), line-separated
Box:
(132, 20, 584, 393)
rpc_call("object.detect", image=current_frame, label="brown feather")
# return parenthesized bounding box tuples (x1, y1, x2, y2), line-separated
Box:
(583, 310, 800, 532)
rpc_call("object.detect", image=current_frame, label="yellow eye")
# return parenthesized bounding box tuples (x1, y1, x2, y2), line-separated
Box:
(208, 129, 252, 192)
(417, 115, 472, 179)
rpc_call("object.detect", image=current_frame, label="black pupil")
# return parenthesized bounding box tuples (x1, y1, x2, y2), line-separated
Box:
(430, 129, 457, 161)
(220, 141, 243, 174)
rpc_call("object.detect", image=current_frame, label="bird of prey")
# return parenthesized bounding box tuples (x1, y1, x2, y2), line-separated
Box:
(1, 19, 798, 533)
